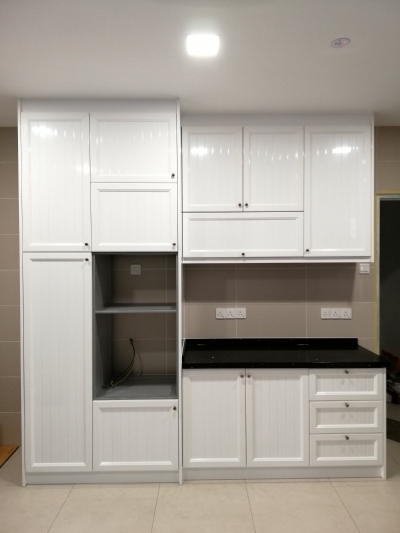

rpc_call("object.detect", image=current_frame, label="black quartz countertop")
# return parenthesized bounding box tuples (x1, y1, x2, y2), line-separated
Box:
(182, 338, 386, 369)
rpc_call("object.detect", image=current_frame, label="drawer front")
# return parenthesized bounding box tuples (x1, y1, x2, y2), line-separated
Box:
(310, 401, 383, 434)
(309, 369, 383, 401)
(93, 399, 178, 471)
(310, 433, 383, 467)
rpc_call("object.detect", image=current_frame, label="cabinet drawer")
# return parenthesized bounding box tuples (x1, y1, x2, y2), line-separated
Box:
(310, 433, 383, 467)
(309, 369, 383, 401)
(310, 401, 383, 434)
(93, 400, 178, 471)
(183, 212, 304, 258)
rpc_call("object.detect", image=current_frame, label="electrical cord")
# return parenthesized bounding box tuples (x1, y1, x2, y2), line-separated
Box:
(111, 337, 143, 387)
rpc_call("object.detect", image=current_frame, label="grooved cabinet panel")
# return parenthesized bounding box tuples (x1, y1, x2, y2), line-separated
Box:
(93, 400, 178, 471)
(183, 369, 246, 468)
(310, 433, 383, 466)
(21, 113, 91, 251)
(309, 369, 383, 401)
(183, 212, 303, 258)
(246, 369, 309, 467)
(182, 127, 242, 211)
(90, 113, 177, 182)
(91, 183, 177, 251)
(304, 125, 372, 257)
(310, 401, 383, 434)
(243, 126, 304, 211)
(23, 254, 92, 472)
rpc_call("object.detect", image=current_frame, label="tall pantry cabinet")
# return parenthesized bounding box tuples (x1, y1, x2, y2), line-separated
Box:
(19, 100, 181, 484)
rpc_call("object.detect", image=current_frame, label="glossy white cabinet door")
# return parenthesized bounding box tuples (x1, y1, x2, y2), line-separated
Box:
(90, 113, 177, 182)
(246, 369, 309, 467)
(91, 183, 177, 252)
(183, 212, 303, 258)
(182, 127, 243, 211)
(21, 113, 91, 252)
(304, 125, 372, 257)
(93, 400, 178, 471)
(243, 126, 304, 211)
(183, 369, 246, 468)
(23, 254, 92, 473)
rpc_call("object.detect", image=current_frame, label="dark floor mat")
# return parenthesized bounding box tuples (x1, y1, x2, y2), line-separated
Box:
(387, 418, 400, 443)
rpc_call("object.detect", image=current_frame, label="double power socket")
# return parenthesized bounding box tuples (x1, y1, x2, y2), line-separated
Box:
(216, 308, 246, 319)
(321, 308, 352, 320)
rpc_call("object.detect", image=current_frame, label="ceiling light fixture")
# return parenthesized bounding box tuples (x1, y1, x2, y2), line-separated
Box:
(331, 37, 351, 49)
(186, 34, 220, 57)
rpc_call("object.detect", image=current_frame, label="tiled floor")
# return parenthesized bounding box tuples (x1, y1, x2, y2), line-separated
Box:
(1, 443, 400, 533)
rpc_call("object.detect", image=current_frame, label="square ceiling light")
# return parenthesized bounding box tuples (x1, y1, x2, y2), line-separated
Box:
(186, 34, 220, 57)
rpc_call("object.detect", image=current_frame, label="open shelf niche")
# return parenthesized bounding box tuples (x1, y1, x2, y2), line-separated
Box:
(93, 253, 178, 401)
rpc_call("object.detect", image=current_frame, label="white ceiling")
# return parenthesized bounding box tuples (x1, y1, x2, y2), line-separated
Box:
(1, 0, 400, 126)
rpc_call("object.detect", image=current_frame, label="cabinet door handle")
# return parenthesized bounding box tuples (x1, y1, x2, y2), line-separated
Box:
(238, 203, 242, 207)
(247, 374, 251, 378)
(84, 242, 89, 246)
(245, 203, 249, 207)
(172, 243, 176, 246)
(242, 253, 245, 256)
(345, 435, 350, 440)
(305, 249, 310, 252)
(240, 374, 244, 378)
(173, 406, 177, 411)
(345, 403, 349, 407)
(345, 370, 349, 374)
(85, 258, 89, 262)
(171, 173, 175, 179)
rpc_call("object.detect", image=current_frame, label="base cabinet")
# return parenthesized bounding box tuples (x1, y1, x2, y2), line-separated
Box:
(310, 433, 383, 467)
(93, 400, 178, 471)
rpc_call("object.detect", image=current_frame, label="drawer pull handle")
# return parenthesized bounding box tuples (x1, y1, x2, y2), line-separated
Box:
(238, 203, 242, 207)
(345, 370, 349, 374)
(240, 375, 244, 378)
(242, 253, 245, 256)
(345, 435, 350, 440)
(173, 406, 177, 411)
(84, 258, 89, 262)
(247, 374, 251, 378)
(84, 242, 89, 246)
(245, 203, 249, 207)
(345, 403, 349, 408)
(171, 173, 175, 179)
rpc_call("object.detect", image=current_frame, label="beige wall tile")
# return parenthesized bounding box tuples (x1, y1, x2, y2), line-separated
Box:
(376, 127, 400, 162)
(0, 342, 20, 376)
(358, 338, 377, 353)
(112, 339, 166, 375)
(0, 306, 19, 341)
(0, 199, 18, 234)
(0, 271, 19, 305)
(307, 302, 374, 338)
(166, 254, 177, 270)
(112, 269, 166, 304)
(166, 268, 176, 303)
(166, 313, 177, 339)
(375, 162, 400, 192)
(0, 413, 21, 445)
(236, 268, 306, 303)
(236, 263, 305, 269)
(112, 313, 167, 340)
(236, 304, 307, 337)
(0, 163, 18, 198)
(0, 129, 18, 163)
(167, 339, 177, 375)
(184, 303, 237, 338)
(112, 254, 167, 270)
(0, 377, 21, 412)
(0, 235, 19, 270)
(306, 266, 374, 303)
(185, 267, 236, 303)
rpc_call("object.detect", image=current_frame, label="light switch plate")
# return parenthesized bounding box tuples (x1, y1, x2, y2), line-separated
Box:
(226, 308, 237, 319)
(236, 308, 246, 319)
(342, 308, 352, 319)
(321, 308, 331, 319)
(216, 308, 227, 319)
(331, 308, 342, 319)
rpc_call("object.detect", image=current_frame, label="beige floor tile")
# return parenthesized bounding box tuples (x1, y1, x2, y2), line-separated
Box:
(246, 481, 359, 533)
(0, 484, 72, 533)
(152, 483, 255, 533)
(333, 481, 400, 533)
(331, 455, 400, 486)
(49, 484, 158, 533)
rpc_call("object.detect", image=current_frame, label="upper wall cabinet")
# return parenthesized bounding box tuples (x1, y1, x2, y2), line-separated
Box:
(21, 113, 91, 252)
(182, 127, 242, 211)
(304, 125, 372, 258)
(243, 126, 304, 211)
(90, 113, 177, 183)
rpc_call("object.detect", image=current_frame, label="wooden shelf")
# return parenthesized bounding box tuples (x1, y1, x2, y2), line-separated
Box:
(95, 303, 176, 314)
(95, 376, 177, 401)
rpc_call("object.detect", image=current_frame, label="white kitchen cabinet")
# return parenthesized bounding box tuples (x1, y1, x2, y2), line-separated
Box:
(23, 253, 92, 473)
(90, 113, 177, 182)
(183, 212, 303, 258)
(310, 401, 383, 434)
(21, 113, 91, 252)
(310, 433, 383, 467)
(182, 127, 243, 212)
(304, 125, 372, 257)
(91, 183, 178, 252)
(182, 369, 246, 468)
(309, 369, 383, 401)
(93, 400, 178, 471)
(246, 369, 309, 467)
(243, 126, 304, 211)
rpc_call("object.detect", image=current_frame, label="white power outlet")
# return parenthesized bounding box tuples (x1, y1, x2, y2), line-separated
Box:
(342, 308, 352, 319)
(130, 265, 141, 275)
(236, 308, 246, 319)
(331, 308, 342, 319)
(226, 308, 237, 319)
(321, 308, 331, 319)
(216, 308, 227, 319)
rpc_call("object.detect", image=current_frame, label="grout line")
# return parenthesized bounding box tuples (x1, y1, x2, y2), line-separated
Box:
(245, 481, 257, 533)
(150, 483, 161, 533)
(46, 484, 75, 533)
(329, 479, 362, 533)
